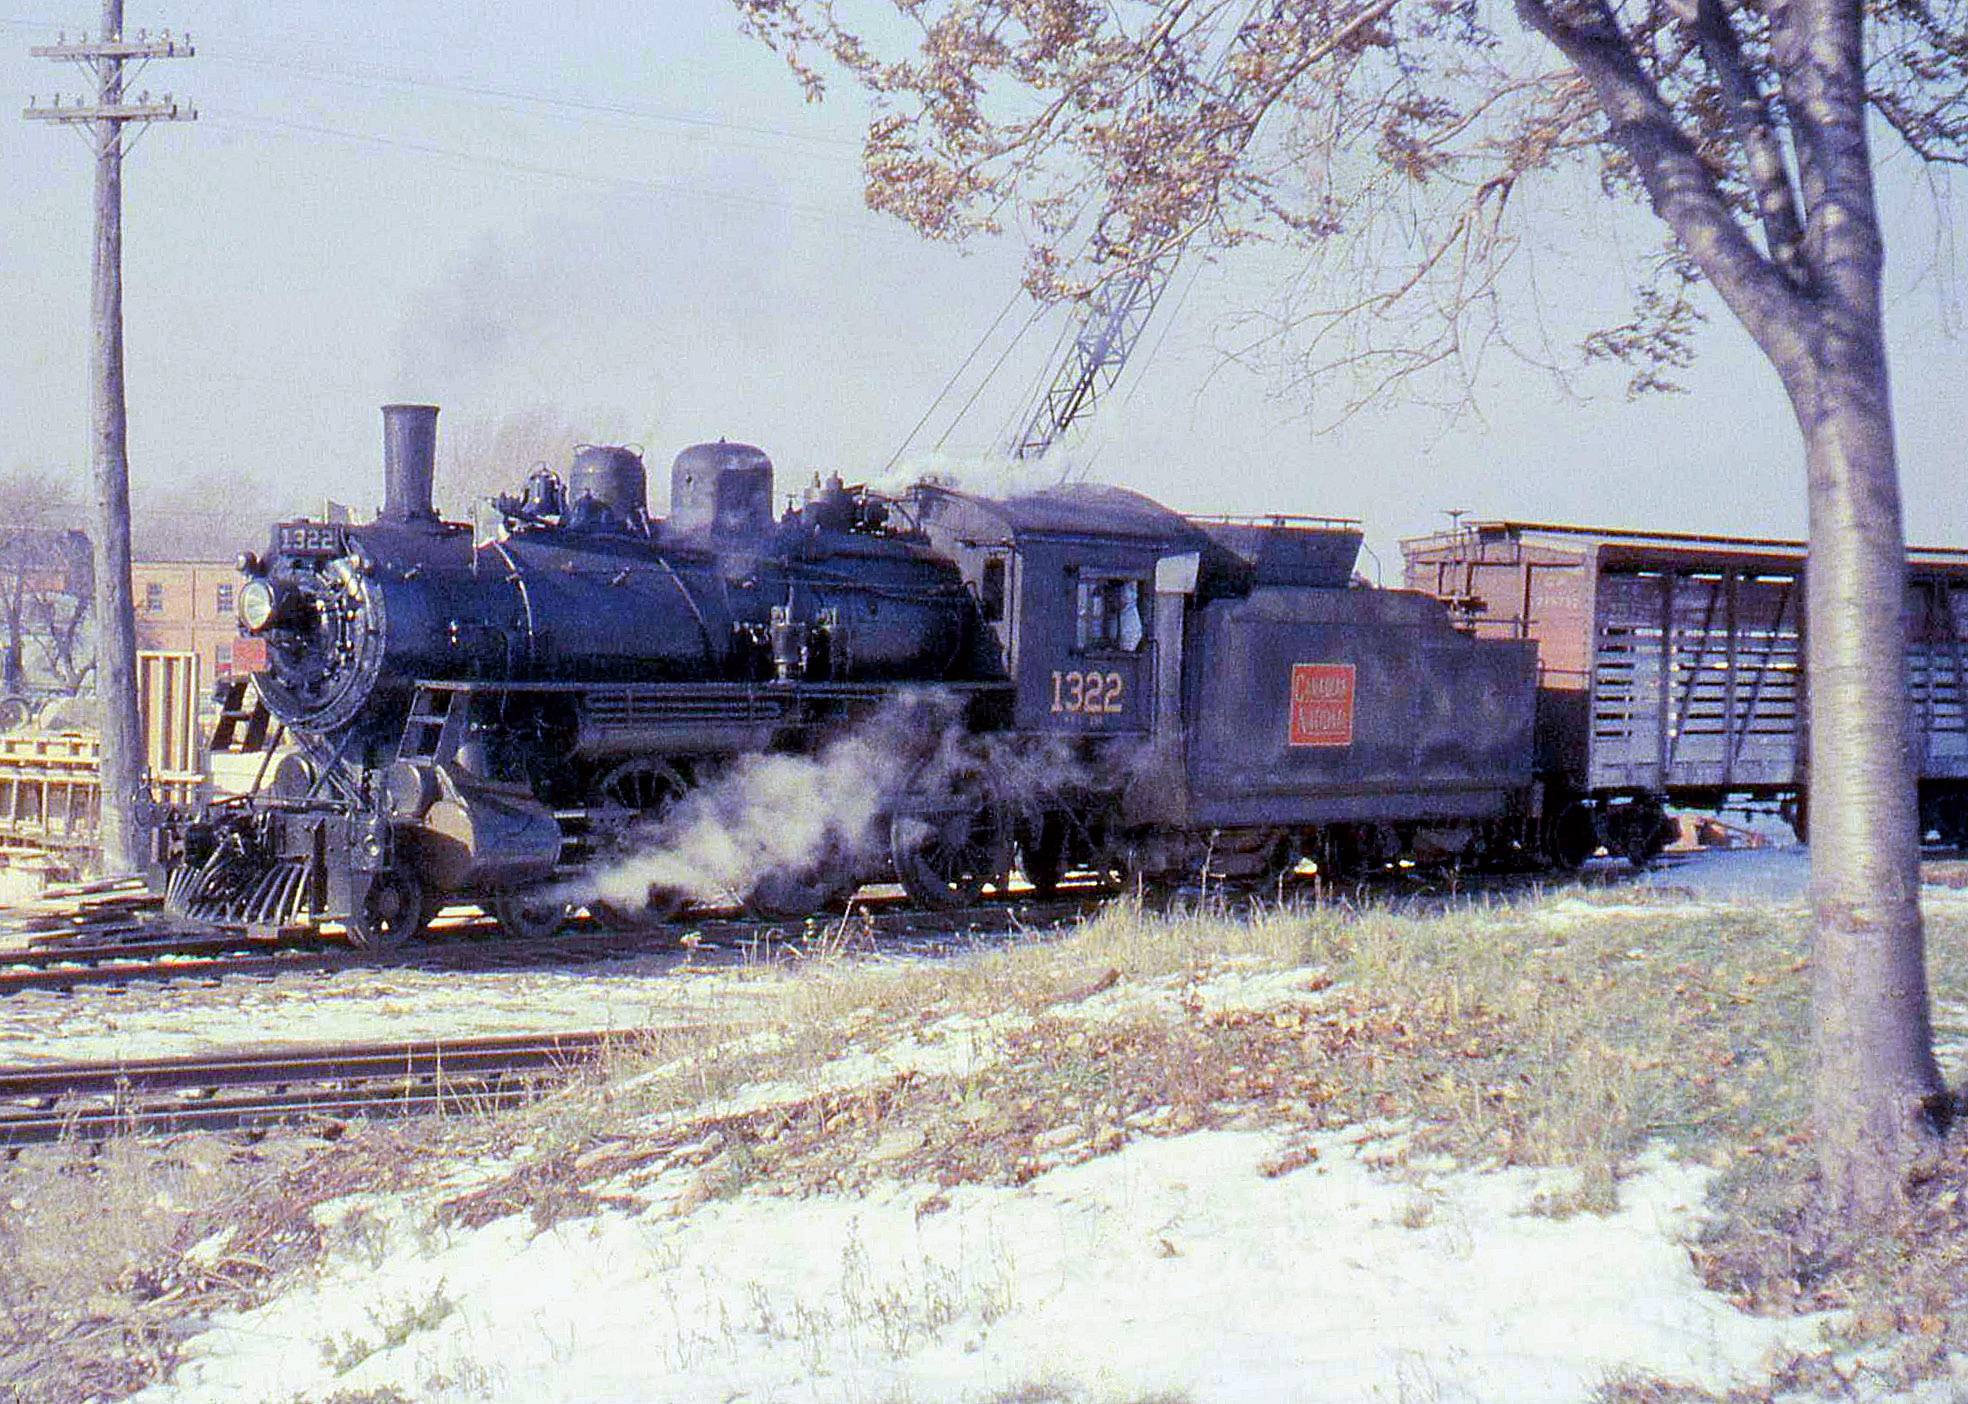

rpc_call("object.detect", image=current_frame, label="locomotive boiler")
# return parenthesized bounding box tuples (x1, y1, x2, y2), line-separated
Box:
(158, 405, 1010, 943)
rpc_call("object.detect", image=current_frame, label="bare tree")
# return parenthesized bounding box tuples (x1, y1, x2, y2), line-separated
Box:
(735, 0, 1966, 1215)
(26, 573, 95, 696)
(131, 470, 291, 563)
(0, 471, 94, 709)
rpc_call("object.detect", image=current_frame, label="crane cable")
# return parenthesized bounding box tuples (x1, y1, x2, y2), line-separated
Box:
(881, 283, 1035, 473)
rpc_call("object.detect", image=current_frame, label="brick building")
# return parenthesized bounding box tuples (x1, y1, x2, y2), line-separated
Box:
(132, 558, 245, 683)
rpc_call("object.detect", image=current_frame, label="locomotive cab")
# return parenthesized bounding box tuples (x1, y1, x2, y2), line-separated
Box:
(912, 483, 1235, 743)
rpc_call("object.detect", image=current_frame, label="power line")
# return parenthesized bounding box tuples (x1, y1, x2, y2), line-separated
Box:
(930, 302, 1053, 458)
(6, 14, 867, 152)
(198, 107, 863, 226)
(203, 48, 863, 151)
(882, 284, 1030, 472)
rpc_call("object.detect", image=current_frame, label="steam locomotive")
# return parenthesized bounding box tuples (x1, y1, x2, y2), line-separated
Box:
(152, 404, 1552, 944)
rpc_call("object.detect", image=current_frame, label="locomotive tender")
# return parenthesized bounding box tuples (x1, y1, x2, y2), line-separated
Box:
(153, 405, 1546, 944)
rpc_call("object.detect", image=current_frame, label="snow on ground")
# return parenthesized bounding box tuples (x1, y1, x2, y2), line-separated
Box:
(1637, 845, 1814, 903)
(133, 1132, 1820, 1404)
(0, 948, 789, 1068)
(12, 861, 1968, 1401)
(1532, 845, 1968, 922)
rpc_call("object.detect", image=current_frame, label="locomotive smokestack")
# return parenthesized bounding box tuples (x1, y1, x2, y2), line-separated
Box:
(381, 404, 439, 522)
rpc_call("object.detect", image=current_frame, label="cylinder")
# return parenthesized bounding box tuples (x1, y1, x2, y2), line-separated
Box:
(381, 404, 439, 522)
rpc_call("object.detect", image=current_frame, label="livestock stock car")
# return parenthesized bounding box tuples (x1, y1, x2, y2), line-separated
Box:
(1402, 522, 1968, 860)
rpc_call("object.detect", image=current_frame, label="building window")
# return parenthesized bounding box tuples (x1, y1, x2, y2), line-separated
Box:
(215, 643, 233, 675)
(144, 582, 165, 614)
(216, 582, 234, 616)
(1074, 574, 1147, 652)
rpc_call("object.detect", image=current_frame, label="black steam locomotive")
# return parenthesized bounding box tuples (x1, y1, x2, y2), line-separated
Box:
(153, 405, 1550, 944)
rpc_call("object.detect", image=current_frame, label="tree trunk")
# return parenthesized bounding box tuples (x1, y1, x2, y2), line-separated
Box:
(1784, 330, 1946, 1217)
(1541, 0, 1957, 1214)
(3, 586, 24, 694)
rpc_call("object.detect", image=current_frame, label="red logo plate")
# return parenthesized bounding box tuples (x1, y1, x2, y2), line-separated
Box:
(229, 635, 269, 676)
(1289, 663, 1355, 747)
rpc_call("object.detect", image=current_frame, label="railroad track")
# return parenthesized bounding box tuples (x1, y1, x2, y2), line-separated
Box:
(0, 887, 1110, 1144)
(6, 847, 1819, 999)
(0, 883, 1111, 995)
(0, 1027, 656, 1147)
(0, 931, 337, 994)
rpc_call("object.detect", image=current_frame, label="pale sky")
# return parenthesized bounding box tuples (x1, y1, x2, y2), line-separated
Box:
(4, 1, 1963, 572)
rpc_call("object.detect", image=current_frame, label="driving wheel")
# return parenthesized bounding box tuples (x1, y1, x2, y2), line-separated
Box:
(889, 760, 1011, 909)
(589, 757, 689, 926)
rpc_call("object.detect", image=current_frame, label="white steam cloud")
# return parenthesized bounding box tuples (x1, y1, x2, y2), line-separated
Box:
(571, 693, 962, 913)
(564, 692, 1128, 916)
(586, 732, 909, 911)
(878, 447, 1090, 502)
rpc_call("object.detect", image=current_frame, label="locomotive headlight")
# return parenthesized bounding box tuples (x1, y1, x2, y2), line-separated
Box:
(238, 578, 281, 632)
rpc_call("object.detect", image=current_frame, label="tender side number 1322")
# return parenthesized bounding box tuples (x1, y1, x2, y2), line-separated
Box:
(1050, 669, 1125, 715)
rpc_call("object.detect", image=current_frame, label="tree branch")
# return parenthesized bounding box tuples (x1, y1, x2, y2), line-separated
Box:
(1691, 0, 1811, 286)
(1515, 0, 1809, 353)
(1871, 90, 1968, 164)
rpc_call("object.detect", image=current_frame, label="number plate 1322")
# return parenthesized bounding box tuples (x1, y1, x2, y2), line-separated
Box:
(1050, 669, 1125, 715)
(279, 524, 346, 554)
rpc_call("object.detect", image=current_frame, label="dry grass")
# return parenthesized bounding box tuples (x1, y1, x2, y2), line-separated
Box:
(2, 882, 1965, 1401)
(421, 889, 1827, 1223)
(0, 1119, 491, 1403)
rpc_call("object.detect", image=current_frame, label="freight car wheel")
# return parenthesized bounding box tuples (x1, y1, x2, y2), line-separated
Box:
(491, 885, 572, 941)
(346, 869, 433, 950)
(889, 763, 1011, 909)
(1941, 794, 1968, 853)
(1611, 800, 1669, 869)
(1546, 803, 1600, 871)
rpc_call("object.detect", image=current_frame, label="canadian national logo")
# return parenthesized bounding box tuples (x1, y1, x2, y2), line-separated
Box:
(1289, 663, 1355, 747)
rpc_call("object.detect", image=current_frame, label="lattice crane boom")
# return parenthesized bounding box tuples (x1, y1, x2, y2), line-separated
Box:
(1006, 0, 1393, 460)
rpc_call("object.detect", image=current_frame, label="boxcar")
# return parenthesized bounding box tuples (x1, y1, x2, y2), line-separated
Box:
(1401, 522, 1968, 845)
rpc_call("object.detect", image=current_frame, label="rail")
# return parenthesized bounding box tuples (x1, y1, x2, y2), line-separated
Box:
(0, 1029, 647, 1145)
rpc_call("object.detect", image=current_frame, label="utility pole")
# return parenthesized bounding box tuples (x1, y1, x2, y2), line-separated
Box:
(24, 1, 193, 875)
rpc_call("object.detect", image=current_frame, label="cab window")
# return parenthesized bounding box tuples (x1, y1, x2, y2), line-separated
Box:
(979, 557, 1007, 622)
(1075, 574, 1146, 652)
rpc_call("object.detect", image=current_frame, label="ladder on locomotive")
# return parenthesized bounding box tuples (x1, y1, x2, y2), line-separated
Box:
(397, 685, 466, 763)
(209, 675, 275, 755)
